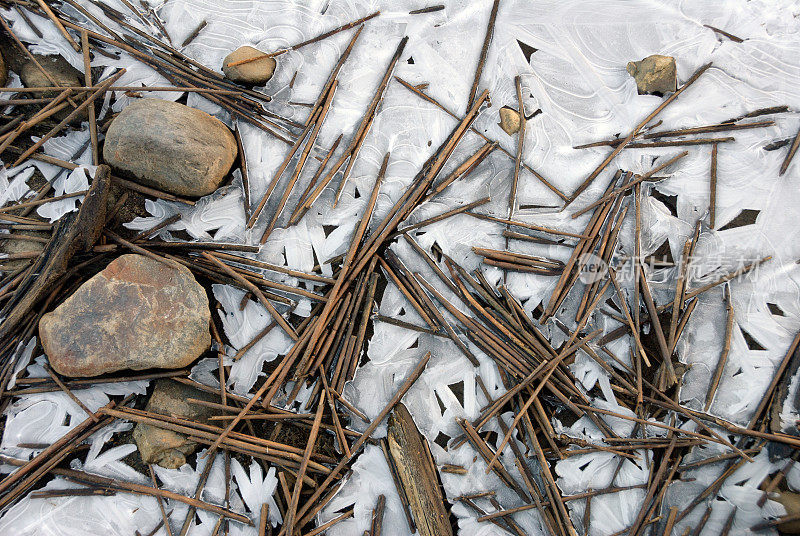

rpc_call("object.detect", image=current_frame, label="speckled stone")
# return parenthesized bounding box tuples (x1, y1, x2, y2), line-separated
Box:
(40, 254, 210, 377)
(626, 54, 677, 95)
(498, 106, 521, 135)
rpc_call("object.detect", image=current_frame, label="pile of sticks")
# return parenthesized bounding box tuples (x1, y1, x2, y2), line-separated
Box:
(0, 2, 798, 536)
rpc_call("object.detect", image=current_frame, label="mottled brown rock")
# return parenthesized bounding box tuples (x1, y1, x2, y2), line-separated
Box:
(774, 492, 800, 533)
(133, 379, 217, 469)
(20, 54, 81, 95)
(40, 254, 210, 377)
(626, 54, 677, 95)
(222, 46, 276, 86)
(103, 99, 238, 197)
(498, 106, 521, 135)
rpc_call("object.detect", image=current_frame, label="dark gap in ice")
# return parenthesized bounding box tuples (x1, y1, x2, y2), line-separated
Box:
(448, 380, 465, 407)
(741, 327, 766, 351)
(431, 242, 443, 263)
(434, 431, 451, 450)
(516, 40, 538, 63)
(651, 189, 678, 217)
(526, 108, 542, 120)
(719, 209, 760, 231)
(435, 391, 447, 415)
(645, 239, 674, 266)
(767, 302, 786, 316)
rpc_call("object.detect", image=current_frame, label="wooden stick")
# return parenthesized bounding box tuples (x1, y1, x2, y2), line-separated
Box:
(748, 331, 800, 428)
(81, 30, 99, 165)
(56, 468, 251, 525)
(201, 252, 298, 341)
(283, 396, 324, 534)
(34, 0, 81, 51)
(295, 352, 431, 525)
(465, 211, 586, 238)
(234, 125, 251, 221)
(398, 196, 491, 233)
(12, 4, 43, 39)
(779, 125, 800, 175)
(395, 76, 569, 201)
(704, 286, 734, 411)
(571, 151, 688, 219)
(148, 465, 175, 536)
(226, 11, 380, 65)
(13, 70, 127, 166)
(0, 190, 88, 213)
(329, 37, 408, 206)
(467, 0, 500, 108)
(261, 80, 338, 242)
(509, 75, 525, 217)
(568, 62, 712, 203)
(709, 142, 718, 227)
(288, 134, 343, 225)
(43, 364, 98, 422)
(181, 19, 207, 47)
(422, 141, 496, 203)
(704, 24, 744, 43)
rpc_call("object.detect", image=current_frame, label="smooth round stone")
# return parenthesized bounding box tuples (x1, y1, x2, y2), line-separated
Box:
(222, 46, 276, 85)
(103, 98, 238, 197)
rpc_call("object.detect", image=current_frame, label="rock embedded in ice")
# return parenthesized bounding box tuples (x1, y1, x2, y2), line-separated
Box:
(222, 46, 276, 86)
(774, 492, 800, 533)
(40, 253, 210, 377)
(498, 106, 521, 135)
(626, 54, 677, 95)
(132, 379, 217, 468)
(0, 230, 46, 271)
(103, 98, 238, 197)
(20, 54, 81, 95)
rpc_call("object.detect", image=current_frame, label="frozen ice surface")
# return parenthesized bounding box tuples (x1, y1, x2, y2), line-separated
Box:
(1, 0, 800, 534)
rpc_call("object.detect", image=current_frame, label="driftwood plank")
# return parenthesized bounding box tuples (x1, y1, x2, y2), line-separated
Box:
(387, 402, 453, 536)
(0, 165, 111, 340)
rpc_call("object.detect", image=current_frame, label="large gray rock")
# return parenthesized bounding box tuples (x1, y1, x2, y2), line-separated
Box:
(222, 46, 276, 86)
(626, 54, 677, 95)
(103, 99, 238, 197)
(133, 379, 217, 469)
(40, 253, 210, 377)
(20, 54, 81, 95)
